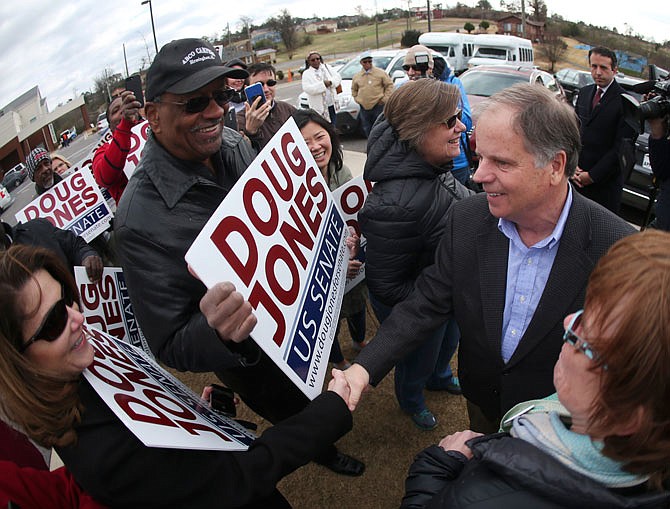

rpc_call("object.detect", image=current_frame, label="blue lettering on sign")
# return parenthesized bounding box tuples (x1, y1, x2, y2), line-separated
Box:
(286, 206, 345, 382)
(69, 203, 109, 236)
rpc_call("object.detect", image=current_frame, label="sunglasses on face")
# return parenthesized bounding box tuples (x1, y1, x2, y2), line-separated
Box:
(442, 109, 463, 129)
(254, 79, 277, 87)
(156, 88, 236, 114)
(402, 64, 426, 72)
(20, 286, 75, 353)
(563, 310, 608, 369)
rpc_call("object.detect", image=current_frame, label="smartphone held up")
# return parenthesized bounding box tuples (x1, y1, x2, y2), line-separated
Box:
(244, 82, 266, 107)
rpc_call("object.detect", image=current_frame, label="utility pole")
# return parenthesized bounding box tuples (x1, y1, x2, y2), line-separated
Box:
(141, 0, 159, 54)
(123, 43, 129, 77)
(426, 0, 432, 32)
(521, 0, 527, 38)
(375, 0, 379, 49)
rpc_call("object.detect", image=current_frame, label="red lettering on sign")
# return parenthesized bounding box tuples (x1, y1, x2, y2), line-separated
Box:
(262, 154, 293, 201)
(143, 389, 195, 420)
(68, 193, 85, 217)
(249, 282, 285, 346)
(39, 193, 56, 213)
(295, 181, 322, 237)
(102, 301, 123, 325)
(210, 217, 258, 286)
(340, 185, 365, 215)
(279, 206, 313, 270)
(110, 360, 163, 393)
(114, 393, 178, 427)
(23, 206, 40, 221)
(243, 178, 278, 237)
(70, 173, 86, 192)
(305, 166, 327, 213)
(81, 185, 98, 208)
(281, 132, 306, 177)
(87, 358, 134, 391)
(266, 245, 300, 306)
(175, 419, 231, 442)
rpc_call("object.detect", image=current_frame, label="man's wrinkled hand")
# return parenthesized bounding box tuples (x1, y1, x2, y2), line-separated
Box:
(341, 363, 371, 411)
(82, 255, 103, 283)
(438, 430, 484, 460)
(199, 282, 257, 343)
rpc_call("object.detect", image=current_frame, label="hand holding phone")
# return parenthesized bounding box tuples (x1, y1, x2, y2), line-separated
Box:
(124, 75, 144, 108)
(244, 82, 266, 107)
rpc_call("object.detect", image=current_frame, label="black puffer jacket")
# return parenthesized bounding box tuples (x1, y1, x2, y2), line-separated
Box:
(358, 117, 473, 307)
(403, 434, 670, 509)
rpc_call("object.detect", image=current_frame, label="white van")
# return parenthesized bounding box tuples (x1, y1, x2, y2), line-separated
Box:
(467, 34, 534, 68)
(418, 32, 476, 74)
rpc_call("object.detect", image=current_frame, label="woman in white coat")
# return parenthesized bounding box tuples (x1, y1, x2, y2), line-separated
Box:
(301, 50, 342, 126)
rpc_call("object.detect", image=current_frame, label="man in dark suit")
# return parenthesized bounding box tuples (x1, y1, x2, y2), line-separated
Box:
(573, 46, 636, 213)
(341, 83, 635, 432)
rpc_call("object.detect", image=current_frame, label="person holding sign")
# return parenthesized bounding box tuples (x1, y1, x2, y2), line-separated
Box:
(114, 38, 364, 476)
(293, 108, 370, 368)
(0, 245, 355, 508)
(357, 79, 473, 431)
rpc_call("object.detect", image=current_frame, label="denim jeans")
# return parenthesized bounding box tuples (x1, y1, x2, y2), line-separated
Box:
(328, 308, 367, 363)
(426, 318, 460, 387)
(370, 295, 455, 414)
(359, 103, 383, 137)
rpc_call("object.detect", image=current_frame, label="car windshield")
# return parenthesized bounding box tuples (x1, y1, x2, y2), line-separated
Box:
(338, 56, 394, 79)
(474, 47, 507, 60)
(460, 71, 528, 97)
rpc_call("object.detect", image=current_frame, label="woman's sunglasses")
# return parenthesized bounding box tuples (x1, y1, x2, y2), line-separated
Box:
(20, 287, 75, 353)
(155, 88, 236, 114)
(442, 109, 463, 129)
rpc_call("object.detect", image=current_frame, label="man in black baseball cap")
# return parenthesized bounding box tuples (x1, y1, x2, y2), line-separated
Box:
(114, 38, 364, 477)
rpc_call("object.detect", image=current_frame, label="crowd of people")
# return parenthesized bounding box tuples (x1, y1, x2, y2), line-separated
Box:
(1, 36, 670, 508)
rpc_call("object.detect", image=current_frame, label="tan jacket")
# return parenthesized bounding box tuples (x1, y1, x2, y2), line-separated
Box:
(351, 67, 394, 111)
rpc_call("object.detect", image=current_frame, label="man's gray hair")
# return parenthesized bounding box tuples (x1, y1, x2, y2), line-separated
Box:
(478, 83, 581, 176)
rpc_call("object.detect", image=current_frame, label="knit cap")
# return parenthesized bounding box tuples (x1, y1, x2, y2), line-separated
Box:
(26, 147, 51, 181)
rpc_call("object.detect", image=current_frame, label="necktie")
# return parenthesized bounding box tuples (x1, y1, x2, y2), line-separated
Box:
(591, 88, 602, 110)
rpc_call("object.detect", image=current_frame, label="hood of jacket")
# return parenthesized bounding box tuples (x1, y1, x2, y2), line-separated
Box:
(364, 116, 451, 183)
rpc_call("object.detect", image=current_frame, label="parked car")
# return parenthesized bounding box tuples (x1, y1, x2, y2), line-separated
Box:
(1, 163, 27, 189)
(459, 64, 566, 107)
(298, 49, 411, 135)
(97, 112, 109, 135)
(0, 183, 14, 214)
(555, 68, 594, 106)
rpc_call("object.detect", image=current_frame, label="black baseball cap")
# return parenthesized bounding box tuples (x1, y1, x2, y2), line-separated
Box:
(146, 38, 249, 101)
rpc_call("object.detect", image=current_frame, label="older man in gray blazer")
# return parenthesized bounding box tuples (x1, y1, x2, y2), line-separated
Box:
(342, 83, 635, 432)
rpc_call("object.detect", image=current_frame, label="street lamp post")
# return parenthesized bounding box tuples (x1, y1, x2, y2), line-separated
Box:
(141, 0, 158, 55)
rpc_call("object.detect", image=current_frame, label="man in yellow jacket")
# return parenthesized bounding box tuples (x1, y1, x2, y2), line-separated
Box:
(351, 52, 394, 137)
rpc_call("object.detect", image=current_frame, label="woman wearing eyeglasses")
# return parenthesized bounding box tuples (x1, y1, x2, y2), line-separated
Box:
(402, 230, 670, 508)
(357, 79, 473, 430)
(0, 245, 354, 508)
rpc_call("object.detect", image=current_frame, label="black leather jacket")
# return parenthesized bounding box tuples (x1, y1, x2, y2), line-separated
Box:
(114, 128, 257, 372)
(403, 434, 670, 509)
(358, 117, 473, 307)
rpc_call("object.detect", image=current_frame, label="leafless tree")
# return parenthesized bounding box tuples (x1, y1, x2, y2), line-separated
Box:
(538, 30, 567, 72)
(268, 10, 299, 59)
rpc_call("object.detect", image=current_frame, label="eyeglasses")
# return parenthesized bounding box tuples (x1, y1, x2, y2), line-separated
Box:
(155, 88, 236, 114)
(402, 64, 427, 72)
(254, 79, 277, 87)
(20, 286, 75, 353)
(442, 109, 463, 129)
(563, 310, 608, 369)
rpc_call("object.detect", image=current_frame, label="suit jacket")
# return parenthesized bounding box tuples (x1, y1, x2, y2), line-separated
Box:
(575, 80, 635, 212)
(355, 191, 635, 421)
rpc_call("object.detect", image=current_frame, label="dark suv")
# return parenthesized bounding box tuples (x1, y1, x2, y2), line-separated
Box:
(555, 68, 594, 106)
(1, 163, 27, 189)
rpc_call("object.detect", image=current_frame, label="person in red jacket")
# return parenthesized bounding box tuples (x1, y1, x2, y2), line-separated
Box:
(92, 90, 142, 204)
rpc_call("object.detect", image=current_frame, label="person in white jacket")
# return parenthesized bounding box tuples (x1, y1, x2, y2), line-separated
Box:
(302, 50, 342, 126)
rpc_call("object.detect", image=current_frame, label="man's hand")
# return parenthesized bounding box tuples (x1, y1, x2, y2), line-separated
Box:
(571, 167, 593, 187)
(347, 260, 362, 279)
(327, 368, 351, 403)
(199, 282, 257, 343)
(120, 90, 142, 124)
(244, 98, 272, 136)
(340, 363, 371, 411)
(648, 117, 669, 140)
(438, 430, 484, 460)
(324, 79, 332, 88)
(82, 255, 103, 283)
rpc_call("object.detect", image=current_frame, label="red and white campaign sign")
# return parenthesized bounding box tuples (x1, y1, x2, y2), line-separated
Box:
(83, 325, 256, 451)
(332, 175, 373, 293)
(75, 266, 153, 359)
(15, 167, 112, 242)
(186, 118, 348, 400)
(123, 120, 150, 179)
(69, 129, 117, 214)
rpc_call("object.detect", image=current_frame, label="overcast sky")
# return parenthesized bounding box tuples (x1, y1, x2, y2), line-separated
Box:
(1, 0, 667, 110)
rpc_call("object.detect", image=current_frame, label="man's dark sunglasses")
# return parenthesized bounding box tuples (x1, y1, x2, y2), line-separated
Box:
(254, 79, 277, 87)
(402, 64, 427, 72)
(155, 88, 236, 114)
(20, 286, 75, 353)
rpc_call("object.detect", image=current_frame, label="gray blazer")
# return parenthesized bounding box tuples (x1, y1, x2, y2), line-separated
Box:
(355, 190, 635, 420)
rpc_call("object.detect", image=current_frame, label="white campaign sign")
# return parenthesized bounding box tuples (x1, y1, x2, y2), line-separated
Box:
(122, 120, 150, 179)
(332, 175, 373, 293)
(186, 118, 348, 400)
(83, 325, 256, 451)
(75, 266, 153, 358)
(14, 167, 112, 242)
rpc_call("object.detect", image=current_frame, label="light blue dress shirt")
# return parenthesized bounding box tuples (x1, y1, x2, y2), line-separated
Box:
(499, 186, 573, 363)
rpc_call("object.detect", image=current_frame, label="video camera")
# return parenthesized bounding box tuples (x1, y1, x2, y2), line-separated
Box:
(622, 73, 670, 134)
